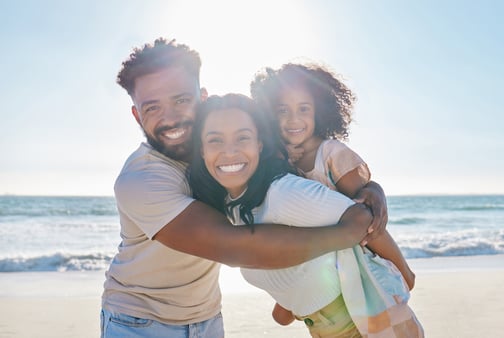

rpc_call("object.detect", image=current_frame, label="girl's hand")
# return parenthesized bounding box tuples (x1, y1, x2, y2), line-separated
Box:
(272, 302, 295, 325)
(286, 144, 304, 164)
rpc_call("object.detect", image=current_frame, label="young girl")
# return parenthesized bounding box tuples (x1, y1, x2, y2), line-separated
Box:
(189, 94, 423, 338)
(250, 63, 417, 326)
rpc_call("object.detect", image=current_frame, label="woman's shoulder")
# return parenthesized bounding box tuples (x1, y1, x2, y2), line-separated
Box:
(269, 173, 326, 195)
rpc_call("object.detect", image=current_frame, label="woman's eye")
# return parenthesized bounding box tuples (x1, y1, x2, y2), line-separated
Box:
(207, 137, 223, 144)
(238, 135, 251, 142)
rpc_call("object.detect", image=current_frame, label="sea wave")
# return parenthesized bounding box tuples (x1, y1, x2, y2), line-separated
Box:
(451, 205, 504, 211)
(397, 229, 504, 259)
(2, 231, 503, 272)
(388, 217, 425, 225)
(0, 252, 114, 272)
(0, 196, 117, 217)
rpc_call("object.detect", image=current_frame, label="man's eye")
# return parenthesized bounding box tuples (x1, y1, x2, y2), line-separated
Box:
(175, 97, 191, 105)
(145, 105, 160, 113)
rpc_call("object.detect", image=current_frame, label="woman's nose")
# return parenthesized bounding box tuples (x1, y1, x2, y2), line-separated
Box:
(223, 142, 238, 155)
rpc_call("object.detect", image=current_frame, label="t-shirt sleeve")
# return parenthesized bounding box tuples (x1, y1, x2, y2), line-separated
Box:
(114, 162, 195, 239)
(266, 175, 355, 228)
(324, 140, 371, 185)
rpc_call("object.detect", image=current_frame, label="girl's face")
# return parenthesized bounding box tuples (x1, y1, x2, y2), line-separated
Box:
(200, 108, 263, 198)
(275, 85, 316, 146)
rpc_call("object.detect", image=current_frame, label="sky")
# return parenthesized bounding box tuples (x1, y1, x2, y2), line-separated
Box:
(1, 0, 503, 196)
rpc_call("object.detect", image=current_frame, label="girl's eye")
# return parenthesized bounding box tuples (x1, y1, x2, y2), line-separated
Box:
(300, 105, 311, 113)
(276, 107, 288, 115)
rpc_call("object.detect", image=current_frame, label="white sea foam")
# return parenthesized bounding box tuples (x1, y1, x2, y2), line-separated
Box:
(1, 195, 503, 271)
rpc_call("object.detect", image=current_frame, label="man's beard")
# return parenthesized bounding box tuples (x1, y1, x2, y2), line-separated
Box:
(143, 124, 193, 162)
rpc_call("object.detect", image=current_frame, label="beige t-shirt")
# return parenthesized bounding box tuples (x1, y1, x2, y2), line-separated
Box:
(102, 143, 221, 325)
(305, 139, 371, 189)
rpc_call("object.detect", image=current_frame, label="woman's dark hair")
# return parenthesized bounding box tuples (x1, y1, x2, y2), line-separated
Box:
(188, 93, 295, 230)
(250, 63, 355, 140)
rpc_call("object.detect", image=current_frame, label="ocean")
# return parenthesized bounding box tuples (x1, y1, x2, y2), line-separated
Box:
(1, 195, 503, 272)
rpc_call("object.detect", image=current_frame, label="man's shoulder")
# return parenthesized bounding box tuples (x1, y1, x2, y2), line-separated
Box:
(122, 143, 188, 175)
(115, 143, 189, 193)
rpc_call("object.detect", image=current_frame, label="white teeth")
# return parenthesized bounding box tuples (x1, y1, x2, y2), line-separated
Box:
(163, 129, 185, 139)
(219, 163, 245, 173)
(287, 128, 304, 133)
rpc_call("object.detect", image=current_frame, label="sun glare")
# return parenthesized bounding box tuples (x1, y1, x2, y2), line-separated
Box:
(157, 0, 317, 95)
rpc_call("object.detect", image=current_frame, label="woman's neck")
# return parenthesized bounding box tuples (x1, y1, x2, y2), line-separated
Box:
(228, 187, 247, 200)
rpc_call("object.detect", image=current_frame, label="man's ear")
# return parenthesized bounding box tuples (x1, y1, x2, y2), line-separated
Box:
(200, 87, 208, 101)
(132, 106, 141, 125)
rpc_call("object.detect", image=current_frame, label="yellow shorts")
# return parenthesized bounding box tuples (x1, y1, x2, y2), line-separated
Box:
(296, 295, 361, 338)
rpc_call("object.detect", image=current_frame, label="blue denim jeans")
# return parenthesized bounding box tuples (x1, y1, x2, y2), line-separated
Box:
(101, 309, 224, 338)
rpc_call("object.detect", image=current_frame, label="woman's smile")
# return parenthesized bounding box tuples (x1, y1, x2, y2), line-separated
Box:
(201, 107, 262, 198)
(218, 162, 247, 173)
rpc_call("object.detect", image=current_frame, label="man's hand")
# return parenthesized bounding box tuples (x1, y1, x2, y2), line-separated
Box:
(354, 181, 388, 242)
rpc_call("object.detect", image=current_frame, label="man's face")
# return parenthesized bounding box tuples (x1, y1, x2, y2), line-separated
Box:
(131, 67, 203, 162)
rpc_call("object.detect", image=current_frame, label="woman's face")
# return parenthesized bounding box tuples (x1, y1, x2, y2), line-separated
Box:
(200, 108, 263, 198)
(275, 85, 316, 146)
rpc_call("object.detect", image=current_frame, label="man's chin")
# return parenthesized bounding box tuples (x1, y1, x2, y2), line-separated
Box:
(152, 142, 192, 161)
(145, 132, 193, 161)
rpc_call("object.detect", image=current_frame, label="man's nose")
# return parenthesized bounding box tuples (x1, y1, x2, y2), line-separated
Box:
(159, 108, 182, 125)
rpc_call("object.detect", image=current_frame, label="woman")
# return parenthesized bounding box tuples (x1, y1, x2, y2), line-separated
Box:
(188, 94, 423, 338)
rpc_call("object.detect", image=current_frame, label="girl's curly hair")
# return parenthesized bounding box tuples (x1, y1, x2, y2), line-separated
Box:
(250, 63, 356, 140)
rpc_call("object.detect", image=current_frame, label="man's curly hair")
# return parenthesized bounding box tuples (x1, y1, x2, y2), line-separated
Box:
(250, 63, 356, 140)
(117, 38, 201, 96)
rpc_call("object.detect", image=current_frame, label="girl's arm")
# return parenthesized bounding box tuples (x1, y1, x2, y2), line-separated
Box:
(336, 168, 416, 290)
(272, 302, 295, 325)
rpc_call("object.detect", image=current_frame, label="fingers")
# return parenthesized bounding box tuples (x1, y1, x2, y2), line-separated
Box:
(353, 197, 365, 204)
(286, 144, 304, 163)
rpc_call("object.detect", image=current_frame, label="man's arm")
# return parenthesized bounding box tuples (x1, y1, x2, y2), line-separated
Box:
(153, 200, 372, 269)
(353, 180, 388, 239)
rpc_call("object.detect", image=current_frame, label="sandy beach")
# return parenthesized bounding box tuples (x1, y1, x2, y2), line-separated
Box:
(1, 255, 503, 338)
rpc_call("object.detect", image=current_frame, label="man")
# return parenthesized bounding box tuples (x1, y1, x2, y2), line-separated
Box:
(101, 38, 387, 337)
